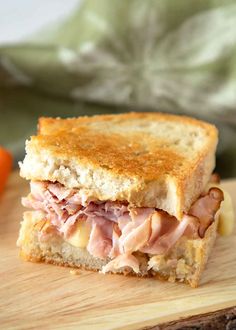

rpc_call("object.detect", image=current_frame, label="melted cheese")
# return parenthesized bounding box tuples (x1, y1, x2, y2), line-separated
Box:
(66, 221, 91, 248)
(218, 188, 235, 236)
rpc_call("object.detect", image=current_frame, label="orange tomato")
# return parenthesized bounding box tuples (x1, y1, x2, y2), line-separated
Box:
(0, 147, 13, 195)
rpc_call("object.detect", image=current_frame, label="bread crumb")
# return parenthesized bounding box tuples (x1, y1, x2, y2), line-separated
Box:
(70, 269, 80, 275)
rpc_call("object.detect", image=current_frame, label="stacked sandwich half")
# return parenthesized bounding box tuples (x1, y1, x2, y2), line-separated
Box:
(18, 113, 232, 287)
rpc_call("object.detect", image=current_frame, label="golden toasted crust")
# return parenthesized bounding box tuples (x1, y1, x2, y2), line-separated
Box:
(36, 113, 217, 179)
(20, 113, 218, 218)
(38, 112, 216, 135)
(17, 211, 219, 287)
(32, 129, 185, 181)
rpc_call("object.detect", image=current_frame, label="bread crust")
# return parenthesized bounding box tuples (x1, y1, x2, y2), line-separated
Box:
(20, 113, 218, 219)
(37, 112, 217, 134)
(17, 211, 219, 287)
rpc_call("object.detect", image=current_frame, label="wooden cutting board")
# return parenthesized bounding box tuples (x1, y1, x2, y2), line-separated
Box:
(0, 171, 236, 330)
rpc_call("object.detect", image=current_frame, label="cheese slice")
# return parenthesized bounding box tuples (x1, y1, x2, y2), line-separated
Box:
(66, 221, 91, 248)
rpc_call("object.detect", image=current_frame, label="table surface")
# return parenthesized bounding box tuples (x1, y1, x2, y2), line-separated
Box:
(0, 172, 236, 330)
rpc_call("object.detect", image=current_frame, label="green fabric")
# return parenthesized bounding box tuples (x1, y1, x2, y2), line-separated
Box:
(0, 0, 236, 177)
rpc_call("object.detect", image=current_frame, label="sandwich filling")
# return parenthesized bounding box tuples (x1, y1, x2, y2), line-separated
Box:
(22, 181, 223, 274)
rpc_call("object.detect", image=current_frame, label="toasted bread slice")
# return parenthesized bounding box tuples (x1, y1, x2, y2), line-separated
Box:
(19, 113, 217, 219)
(17, 211, 219, 288)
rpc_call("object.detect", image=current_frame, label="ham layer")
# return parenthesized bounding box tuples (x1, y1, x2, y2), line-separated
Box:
(22, 181, 224, 274)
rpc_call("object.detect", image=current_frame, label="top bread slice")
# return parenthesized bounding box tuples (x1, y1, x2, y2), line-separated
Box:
(19, 112, 218, 220)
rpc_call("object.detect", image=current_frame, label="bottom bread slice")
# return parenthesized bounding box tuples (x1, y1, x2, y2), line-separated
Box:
(17, 211, 219, 287)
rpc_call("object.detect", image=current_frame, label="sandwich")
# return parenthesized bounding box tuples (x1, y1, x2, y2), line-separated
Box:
(17, 112, 233, 287)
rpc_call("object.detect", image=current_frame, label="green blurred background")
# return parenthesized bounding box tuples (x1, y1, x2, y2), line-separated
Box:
(0, 0, 236, 177)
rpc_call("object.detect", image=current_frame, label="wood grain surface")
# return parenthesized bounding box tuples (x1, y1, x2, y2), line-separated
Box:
(0, 171, 236, 330)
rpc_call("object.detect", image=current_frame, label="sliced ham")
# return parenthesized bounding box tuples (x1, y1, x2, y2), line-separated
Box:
(183, 215, 200, 239)
(30, 181, 47, 201)
(48, 182, 73, 201)
(23, 181, 224, 272)
(129, 207, 155, 224)
(148, 212, 163, 244)
(86, 216, 113, 237)
(22, 196, 44, 210)
(87, 223, 112, 259)
(60, 210, 84, 236)
(141, 214, 191, 254)
(119, 213, 152, 254)
(64, 203, 82, 215)
(118, 214, 132, 230)
(109, 224, 122, 258)
(105, 201, 129, 220)
(189, 187, 224, 237)
(101, 253, 140, 274)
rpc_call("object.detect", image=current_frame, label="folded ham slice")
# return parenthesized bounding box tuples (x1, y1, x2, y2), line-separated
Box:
(101, 253, 140, 274)
(87, 223, 112, 259)
(22, 181, 224, 274)
(189, 188, 224, 237)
